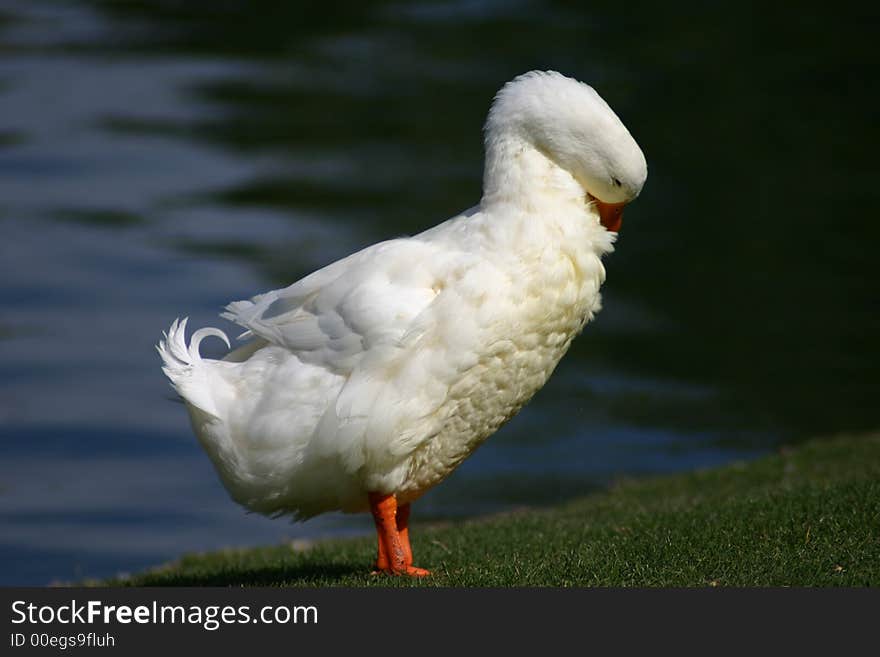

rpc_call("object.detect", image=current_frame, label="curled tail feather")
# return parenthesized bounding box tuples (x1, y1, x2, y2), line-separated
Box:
(157, 317, 230, 417)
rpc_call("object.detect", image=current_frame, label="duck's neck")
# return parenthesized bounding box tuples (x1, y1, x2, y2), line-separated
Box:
(476, 132, 615, 277)
(481, 133, 586, 212)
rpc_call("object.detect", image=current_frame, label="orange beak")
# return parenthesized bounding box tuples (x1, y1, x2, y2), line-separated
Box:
(590, 196, 627, 233)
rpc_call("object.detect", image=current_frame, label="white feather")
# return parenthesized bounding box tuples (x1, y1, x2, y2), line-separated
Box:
(158, 70, 647, 519)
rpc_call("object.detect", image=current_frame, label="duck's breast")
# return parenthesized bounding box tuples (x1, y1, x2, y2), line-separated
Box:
(394, 235, 606, 501)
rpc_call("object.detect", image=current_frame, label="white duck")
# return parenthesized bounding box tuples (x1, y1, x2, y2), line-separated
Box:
(158, 70, 647, 576)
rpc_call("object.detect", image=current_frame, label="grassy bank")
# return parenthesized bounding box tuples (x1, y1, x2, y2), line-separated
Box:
(109, 434, 880, 586)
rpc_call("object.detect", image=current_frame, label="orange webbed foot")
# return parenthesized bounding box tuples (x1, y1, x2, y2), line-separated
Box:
(368, 493, 432, 577)
(403, 566, 431, 577)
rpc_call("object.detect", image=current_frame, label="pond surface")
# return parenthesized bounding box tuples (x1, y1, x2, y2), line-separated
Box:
(1, 1, 876, 584)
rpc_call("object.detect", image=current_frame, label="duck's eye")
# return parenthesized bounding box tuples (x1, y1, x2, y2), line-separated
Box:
(612, 177, 622, 187)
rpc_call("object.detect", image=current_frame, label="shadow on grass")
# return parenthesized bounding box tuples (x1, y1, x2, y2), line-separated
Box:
(143, 562, 364, 587)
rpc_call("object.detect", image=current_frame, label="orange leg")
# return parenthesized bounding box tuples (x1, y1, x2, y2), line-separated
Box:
(373, 527, 390, 571)
(369, 493, 430, 577)
(396, 502, 413, 567)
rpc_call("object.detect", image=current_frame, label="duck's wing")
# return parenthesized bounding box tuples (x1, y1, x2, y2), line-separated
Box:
(221, 238, 456, 374)
(223, 233, 512, 479)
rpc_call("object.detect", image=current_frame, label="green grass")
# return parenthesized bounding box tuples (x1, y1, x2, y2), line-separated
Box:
(107, 434, 880, 587)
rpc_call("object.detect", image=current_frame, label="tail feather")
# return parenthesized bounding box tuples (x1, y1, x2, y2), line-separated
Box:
(157, 317, 230, 417)
(221, 299, 259, 340)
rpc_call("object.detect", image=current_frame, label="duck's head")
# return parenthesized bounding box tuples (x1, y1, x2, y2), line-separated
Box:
(483, 70, 647, 231)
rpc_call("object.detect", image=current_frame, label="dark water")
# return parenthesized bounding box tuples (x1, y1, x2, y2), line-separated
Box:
(1, 1, 877, 585)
